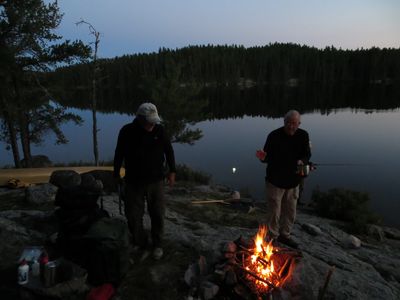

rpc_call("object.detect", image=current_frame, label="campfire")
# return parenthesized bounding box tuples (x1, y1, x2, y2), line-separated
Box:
(240, 225, 296, 295)
(185, 225, 301, 299)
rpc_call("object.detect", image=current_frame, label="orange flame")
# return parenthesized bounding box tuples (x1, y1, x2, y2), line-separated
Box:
(243, 225, 290, 293)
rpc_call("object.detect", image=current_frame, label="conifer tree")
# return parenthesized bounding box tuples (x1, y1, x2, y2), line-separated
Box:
(0, 0, 90, 167)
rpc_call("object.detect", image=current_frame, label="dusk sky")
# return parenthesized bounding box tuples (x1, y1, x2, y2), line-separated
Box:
(56, 0, 400, 58)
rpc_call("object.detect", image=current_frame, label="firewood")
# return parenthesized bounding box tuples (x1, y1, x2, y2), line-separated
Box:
(191, 197, 254, 205)
(256, 257, 269, 266)
(238, 244, 253, 254)
(317, 265, 335, 300)
(236, 265, 276, 289)
(278, 257, 292, 278)
(191, 199, 230, 205)
(273, 249, 303, 257)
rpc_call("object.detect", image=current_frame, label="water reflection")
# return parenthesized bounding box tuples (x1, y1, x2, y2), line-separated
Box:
(1, 84, 400, 228)
(174, 111, 400, 228)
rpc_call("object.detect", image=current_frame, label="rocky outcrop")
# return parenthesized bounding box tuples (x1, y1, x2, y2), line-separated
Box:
(25, 183, 58, 204)
(163, 191, 400, 300)
(0, 183, 399, 300)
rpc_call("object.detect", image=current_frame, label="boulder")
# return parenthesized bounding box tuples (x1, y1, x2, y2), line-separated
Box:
(301, 223, 322, 236)
(80, 173, 104, 193)
(49, 170, 81, 188)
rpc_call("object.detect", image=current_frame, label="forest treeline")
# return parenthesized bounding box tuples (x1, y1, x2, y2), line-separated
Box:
(51, 43, 400, 107)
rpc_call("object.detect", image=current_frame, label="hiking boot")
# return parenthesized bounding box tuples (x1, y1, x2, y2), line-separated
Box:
(153, 247, 163, 260)
(277, 235, 299, 249)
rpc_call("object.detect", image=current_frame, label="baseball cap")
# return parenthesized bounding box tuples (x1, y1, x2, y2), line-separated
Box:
(136, 103, 161, 124)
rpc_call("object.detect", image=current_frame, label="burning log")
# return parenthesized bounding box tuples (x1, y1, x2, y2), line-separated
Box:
(256, 256, 269, 266)
(278, 257, 294, 280)
(237, 265, 277, 289)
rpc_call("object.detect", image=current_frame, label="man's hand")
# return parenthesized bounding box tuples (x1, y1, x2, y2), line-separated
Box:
(167, 172, 176, 187)
(256, 149, 266, 161)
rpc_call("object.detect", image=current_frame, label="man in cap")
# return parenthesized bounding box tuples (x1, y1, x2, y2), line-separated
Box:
(256, 110, 311, 248)
(114, 102, 176, 260)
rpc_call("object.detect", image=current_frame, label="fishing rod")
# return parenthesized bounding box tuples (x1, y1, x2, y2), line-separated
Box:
(310, 162, 369, 167)
(298, 161, 369, 177)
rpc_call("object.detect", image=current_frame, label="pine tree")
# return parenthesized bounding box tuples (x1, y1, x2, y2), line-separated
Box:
(0, 0, 90, 167)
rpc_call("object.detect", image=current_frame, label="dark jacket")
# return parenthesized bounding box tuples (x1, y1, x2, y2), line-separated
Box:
(113, 118, 176, 185)
(263, 127, 311, 189)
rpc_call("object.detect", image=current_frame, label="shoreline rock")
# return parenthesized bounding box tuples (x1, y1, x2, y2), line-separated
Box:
(0, 183, 399, 299)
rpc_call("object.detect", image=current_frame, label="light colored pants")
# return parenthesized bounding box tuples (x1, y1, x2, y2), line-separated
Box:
(266, 181, 299, 239)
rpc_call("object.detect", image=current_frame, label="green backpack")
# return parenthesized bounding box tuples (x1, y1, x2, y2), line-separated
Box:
(83, 218, 130, 286)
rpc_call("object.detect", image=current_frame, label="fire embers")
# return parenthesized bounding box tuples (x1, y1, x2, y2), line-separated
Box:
(185, 226, 301, 300)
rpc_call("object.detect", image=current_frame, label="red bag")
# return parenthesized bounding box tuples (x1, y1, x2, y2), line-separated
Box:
(86, 283, 115, 300)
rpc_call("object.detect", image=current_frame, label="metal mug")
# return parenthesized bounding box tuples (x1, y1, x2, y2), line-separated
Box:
(44, 261, 57, 287)
(297, 164, 310, 177)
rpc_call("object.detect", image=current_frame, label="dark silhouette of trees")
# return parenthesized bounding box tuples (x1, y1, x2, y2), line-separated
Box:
(52, 44, 400, 105)
(50, 43, 400, 124)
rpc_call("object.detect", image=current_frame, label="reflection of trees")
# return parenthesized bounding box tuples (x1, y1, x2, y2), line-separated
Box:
(52, 61, 209, 146)
(148, 59, 207, 145)
(200, 83, 400, 120)
(53, 79, 399, 130)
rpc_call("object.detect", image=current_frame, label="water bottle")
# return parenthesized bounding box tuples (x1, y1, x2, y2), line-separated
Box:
(32, 259, 40, 277)
(39, 251, 49, 284)
(18, 259, 29, 285)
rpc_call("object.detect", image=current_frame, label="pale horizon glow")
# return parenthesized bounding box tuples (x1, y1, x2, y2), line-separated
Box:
(54, 0, 400, 58)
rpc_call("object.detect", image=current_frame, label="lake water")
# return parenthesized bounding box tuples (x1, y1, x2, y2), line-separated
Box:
(1, 108, 399, 228)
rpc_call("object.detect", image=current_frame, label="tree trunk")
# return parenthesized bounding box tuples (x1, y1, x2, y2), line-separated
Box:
(12, 75, 32, 167)
(77, 20, 101, 166)
(92, 75, 99, 166)
(1, 105, 21, 168)
(92, 30, 100, 167)
(6, 116, 21, 168)
(19, 111, 32, 168)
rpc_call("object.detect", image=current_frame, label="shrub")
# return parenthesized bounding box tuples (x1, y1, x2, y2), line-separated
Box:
(175, 164, 211, 184)
(311, 188, 381, 233)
